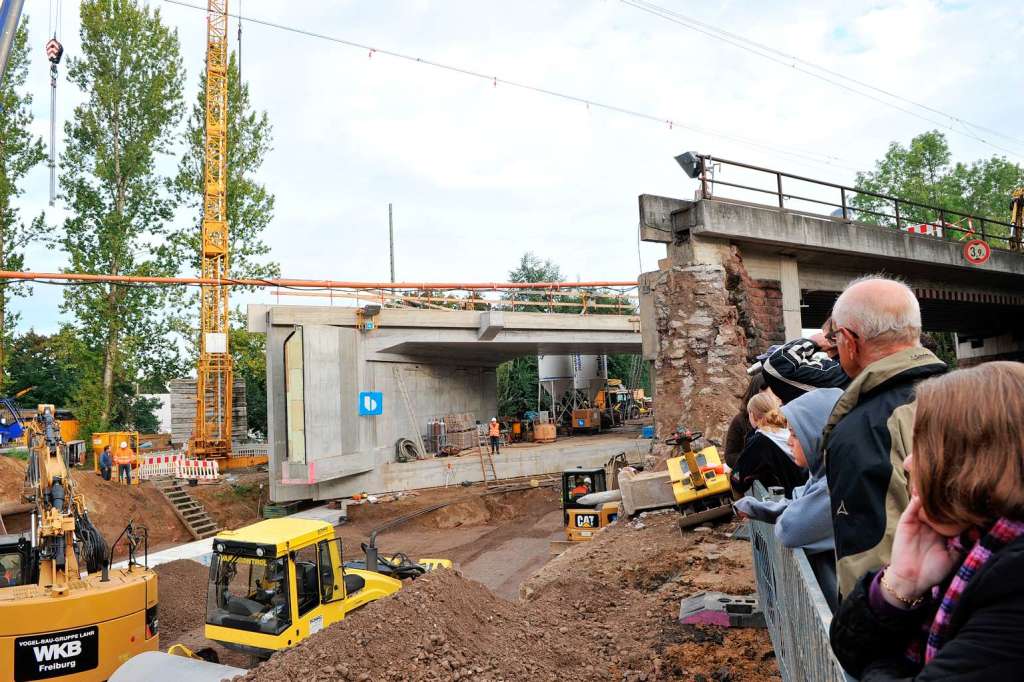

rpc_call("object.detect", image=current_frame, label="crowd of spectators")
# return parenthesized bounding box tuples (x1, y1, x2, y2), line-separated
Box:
(731, 275, 1024, 679)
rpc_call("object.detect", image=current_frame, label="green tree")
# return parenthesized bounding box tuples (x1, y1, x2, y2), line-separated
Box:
(5, 328, 84, 406)
(852, 130, 1024, 241)
(495, 252, 646, 416)
(170, 51, 277, 433)
(0, 20, 47, 391)
(58, 0, 186, 428)
(171, 50, 278, 289)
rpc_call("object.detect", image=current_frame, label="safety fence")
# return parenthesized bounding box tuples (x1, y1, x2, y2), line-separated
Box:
(137, 452, 185, 480)
(231, 443, 269, 458)
(137, 452, 220, 480)
(749, 485, 852, 682)
(176, 458, 220, 480)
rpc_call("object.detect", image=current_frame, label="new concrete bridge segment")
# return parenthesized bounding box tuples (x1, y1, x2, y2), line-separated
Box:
(247, 305, 642, 502)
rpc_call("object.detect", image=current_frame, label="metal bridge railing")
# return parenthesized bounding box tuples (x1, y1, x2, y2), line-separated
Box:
(695, 155, 1022, 252)
(749, 484, 852, 682)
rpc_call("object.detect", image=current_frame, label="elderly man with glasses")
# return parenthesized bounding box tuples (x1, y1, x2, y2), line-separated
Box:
(820, 276, 947, 602)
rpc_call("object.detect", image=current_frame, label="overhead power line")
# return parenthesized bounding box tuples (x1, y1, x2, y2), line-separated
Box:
(159, 0, 861, 173)
(621, 0, 1024, 159)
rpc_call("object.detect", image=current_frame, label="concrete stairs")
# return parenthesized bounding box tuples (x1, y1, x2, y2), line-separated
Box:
(153, 479, 220, 540)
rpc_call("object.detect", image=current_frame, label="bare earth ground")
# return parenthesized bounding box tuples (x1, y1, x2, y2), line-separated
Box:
(156, 486, 778, 681)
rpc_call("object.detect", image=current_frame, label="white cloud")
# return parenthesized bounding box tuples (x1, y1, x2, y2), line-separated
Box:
(9, 0, 1024, 333)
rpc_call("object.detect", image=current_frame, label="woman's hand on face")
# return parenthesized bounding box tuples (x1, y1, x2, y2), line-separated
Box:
(884, 496, 961, 603)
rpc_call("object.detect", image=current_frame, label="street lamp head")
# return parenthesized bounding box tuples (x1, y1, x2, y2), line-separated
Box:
(674, 151, 702, 179)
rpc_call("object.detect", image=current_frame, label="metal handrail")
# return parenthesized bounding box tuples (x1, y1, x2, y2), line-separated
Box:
(696, 155, 1022, 251)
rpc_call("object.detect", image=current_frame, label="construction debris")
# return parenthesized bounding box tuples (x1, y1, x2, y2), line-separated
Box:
(679, 592, 766, 629)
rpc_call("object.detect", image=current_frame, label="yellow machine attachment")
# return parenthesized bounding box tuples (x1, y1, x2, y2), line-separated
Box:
(666, 429, 734, 528)
(205, 518, 448, 659)
(0, 406, 158, 682)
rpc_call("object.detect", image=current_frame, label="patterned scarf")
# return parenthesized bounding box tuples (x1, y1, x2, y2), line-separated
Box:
(905, 517, 1024, 664)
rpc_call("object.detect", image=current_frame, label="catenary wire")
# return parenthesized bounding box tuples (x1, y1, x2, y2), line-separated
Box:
(157, 0, 862, 173)
(620, 0, 1024, 159)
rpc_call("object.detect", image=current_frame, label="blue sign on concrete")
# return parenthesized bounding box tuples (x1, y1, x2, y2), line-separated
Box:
(358, 391, 383, 416)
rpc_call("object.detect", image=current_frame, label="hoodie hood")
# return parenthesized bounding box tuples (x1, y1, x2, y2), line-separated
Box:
(781, 388, 843, 477)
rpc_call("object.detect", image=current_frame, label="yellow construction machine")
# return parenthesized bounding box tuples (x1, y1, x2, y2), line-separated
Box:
(666, 428, 734, 528)
(0, 405, 159, 682)
(205, 518, 450, 659)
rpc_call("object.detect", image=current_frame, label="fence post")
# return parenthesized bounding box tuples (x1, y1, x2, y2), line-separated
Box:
(840, 188, 847, 220)
(894, 199, 901, 230)
(777, 173, 784, 208)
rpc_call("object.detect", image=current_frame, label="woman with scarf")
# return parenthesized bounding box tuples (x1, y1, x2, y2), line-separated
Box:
(830, 361, 1024, 679)
(730, 390, 806, 497)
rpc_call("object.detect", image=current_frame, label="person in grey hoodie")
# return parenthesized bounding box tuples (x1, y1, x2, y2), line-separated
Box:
(734, 387, 843, 612)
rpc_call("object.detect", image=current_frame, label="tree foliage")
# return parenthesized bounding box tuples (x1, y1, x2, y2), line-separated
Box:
(231, 311, 268, 438)
(0, 20, 47, 391)
(852, 130, 1024, 241)
(58, 0, 186, 428)
(172, 50, 278, 286)
(496, 252, 647, 417)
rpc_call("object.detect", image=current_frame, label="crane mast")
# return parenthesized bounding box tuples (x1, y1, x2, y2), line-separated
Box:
(193, 0, 232, 458)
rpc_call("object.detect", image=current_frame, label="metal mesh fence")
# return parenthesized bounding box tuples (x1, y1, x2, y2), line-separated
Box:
(749, 484, 853, 682)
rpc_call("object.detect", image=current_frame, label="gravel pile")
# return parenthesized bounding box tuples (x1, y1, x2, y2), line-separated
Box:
(156, 559, 210, 644)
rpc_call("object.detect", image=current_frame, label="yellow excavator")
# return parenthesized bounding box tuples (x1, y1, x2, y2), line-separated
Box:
(0, 405, 159, 682)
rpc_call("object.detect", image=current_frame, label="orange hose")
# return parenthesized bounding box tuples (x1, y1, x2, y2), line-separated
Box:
(0, 270, 637, 290)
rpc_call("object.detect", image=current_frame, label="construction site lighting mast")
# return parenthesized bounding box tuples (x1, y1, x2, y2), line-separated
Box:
(193, 0, 232, 459)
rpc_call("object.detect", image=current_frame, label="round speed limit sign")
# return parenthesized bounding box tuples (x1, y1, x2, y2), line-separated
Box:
(963, 239, 991, 265)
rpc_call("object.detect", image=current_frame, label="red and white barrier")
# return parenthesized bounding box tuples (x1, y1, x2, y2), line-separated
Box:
(138, 452, 185, 480)
(176, 458, 220, 480)
(903, 222, 944, 238)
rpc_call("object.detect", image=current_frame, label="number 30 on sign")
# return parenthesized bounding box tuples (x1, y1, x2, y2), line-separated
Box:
(963, 239, 991, 265)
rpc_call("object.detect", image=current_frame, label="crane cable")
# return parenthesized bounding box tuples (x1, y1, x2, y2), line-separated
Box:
(45, 0, 63, 207)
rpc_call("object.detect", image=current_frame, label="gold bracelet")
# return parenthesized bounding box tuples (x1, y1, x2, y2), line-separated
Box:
(880, 569, 925, 609)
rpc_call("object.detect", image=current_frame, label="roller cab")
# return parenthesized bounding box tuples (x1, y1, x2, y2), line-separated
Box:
(205, 518, 402, 659)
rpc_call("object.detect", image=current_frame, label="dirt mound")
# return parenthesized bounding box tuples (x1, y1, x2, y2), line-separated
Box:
(409, 487, 558, 530)
(190, 473, 266, 530)
(0, 456, 191, 556)
(240, 569, 588, 682)
(156, 559, 210, 644)
(243, 511, 777, 682)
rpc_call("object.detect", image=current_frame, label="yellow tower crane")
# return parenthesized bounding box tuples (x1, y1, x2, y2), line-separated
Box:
(193, 0, 233, 459)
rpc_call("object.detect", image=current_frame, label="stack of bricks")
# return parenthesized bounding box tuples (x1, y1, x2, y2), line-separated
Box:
(442, 413, 479, 452)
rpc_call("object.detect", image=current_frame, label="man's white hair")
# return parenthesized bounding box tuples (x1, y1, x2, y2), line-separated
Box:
(832, 275, 921, 344)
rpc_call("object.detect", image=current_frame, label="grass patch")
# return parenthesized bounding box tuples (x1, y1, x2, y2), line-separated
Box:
(216, 482, 258, 502)
(1, 447, 29, 460)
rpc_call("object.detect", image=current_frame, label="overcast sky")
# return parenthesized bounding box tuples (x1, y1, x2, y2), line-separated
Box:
(13, 0, 1024, 333)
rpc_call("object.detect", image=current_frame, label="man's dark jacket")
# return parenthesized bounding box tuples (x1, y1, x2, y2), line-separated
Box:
(822, 347, 946, 597)
(830, 535, 1024, 680)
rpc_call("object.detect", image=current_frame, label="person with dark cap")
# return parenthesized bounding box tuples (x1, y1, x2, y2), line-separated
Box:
(760, 320, 850, 404)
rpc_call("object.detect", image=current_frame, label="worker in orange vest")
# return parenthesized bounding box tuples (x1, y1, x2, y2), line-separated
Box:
(488, 417, 501, 455)
(113, 440, 136, 485)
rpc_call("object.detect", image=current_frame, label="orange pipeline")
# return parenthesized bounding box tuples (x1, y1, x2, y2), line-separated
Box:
(0, 271, 637, 290)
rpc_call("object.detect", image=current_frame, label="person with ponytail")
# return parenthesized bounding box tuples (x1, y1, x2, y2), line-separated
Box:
(730, 389, 807, 497)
